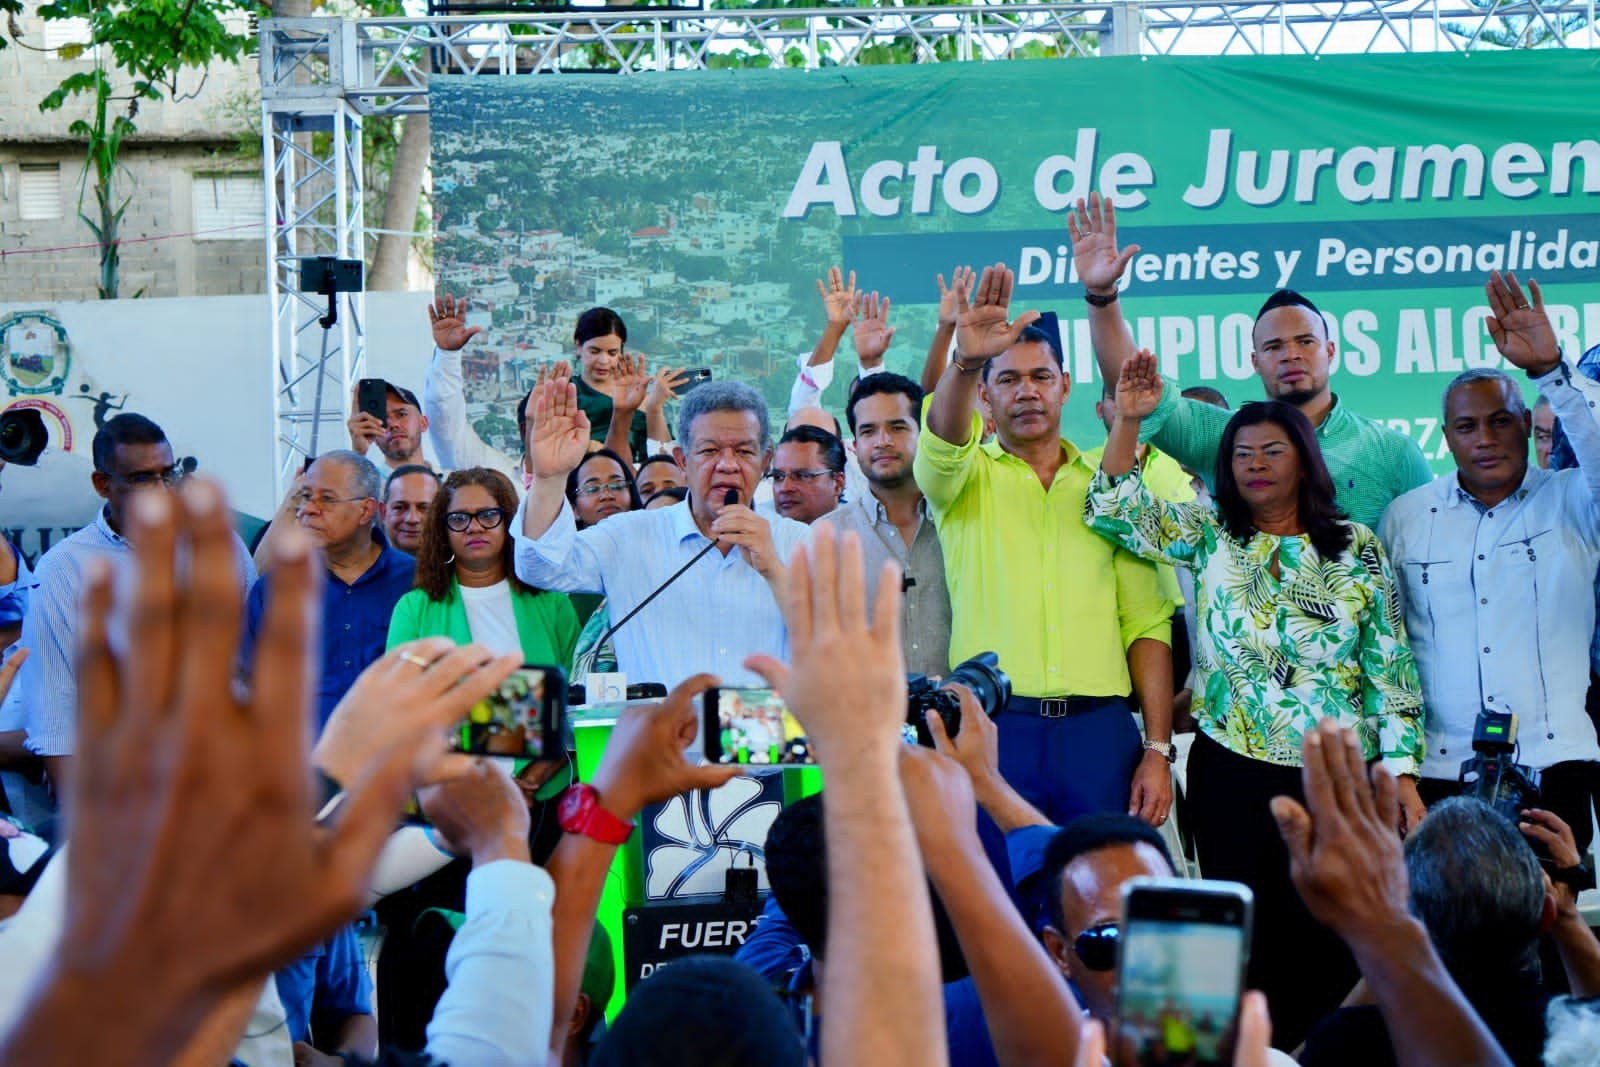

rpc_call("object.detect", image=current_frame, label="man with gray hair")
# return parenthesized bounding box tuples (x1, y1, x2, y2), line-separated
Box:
(1381, 272, 1600, 849)
(1300, 797, 1554, 1066)
(243, 449, 415, 732)
(513, 377, 809, 691)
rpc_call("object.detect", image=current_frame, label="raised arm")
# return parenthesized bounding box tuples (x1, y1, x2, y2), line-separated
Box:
(1518, 808, 1600, 997)
(423, 294, 517, 476)
(902, 744, 1083, 1067)
(853, 290, 895, 374)
(926, 264, 1041, 446)
(1273, 721, 1513, 1067)
(520, 377, 593, 541)
(922, 267, 972, 395)
(1068, 193, 1140, 389)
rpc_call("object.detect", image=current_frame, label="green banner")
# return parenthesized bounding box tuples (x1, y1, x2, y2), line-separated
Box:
(432, 51, 1600, 465)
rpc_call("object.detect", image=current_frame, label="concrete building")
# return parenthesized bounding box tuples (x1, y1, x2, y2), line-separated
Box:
(0, 11, 265, 301)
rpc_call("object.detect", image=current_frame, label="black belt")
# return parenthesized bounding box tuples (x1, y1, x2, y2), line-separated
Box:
(1008, 695, 1102, 719)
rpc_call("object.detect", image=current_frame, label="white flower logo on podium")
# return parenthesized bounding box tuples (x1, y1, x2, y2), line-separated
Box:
(642, 773, 784, 900)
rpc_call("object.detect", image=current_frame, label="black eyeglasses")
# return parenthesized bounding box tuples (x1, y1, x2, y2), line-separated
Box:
(1074, 922, 1120, 972)
(100, 465, 183, 489)
(444, 507, 505, 533)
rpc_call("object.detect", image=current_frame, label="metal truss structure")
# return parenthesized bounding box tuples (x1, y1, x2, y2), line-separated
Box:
(260, 0, 1595, 494)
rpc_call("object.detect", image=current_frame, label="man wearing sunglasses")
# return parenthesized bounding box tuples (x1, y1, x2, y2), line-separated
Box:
(16, 414, 256, 801)
(243, 450, 416, 732)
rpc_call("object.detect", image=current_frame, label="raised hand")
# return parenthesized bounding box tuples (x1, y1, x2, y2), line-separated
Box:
(1270, 720, 1409, 948)
(533, 359, 573, 394)
(936, 266, 976, 328)
(64, 480, 438, 1016)
(1068, 192, 1139, 295)
(525, 378, 592, 479)
(645, 366, 689, 414)
(1485, 271, 1560, 375)
(588, 674, 745, 821)
(1116, 349, 1165, 420)
(852, 291, 896, 368)
(953, 263, 1042, 366)
(612, 351, 652, 413)
(429, 293, 485, 352)
(417, 758, 532, 867)
(899, 744, 983, 874)
(816, 265, 860, 330)
(745, 526, 907, 770)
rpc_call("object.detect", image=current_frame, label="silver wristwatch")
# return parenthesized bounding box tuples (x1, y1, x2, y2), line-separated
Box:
(1142, 739, 1177, 764)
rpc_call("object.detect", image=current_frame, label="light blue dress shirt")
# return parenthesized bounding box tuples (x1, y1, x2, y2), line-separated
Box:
(1381, 362, 1600, 777)
(512, 496, 809, 691)
(424, 860, 556, 1067)
(17, 506, 256, 758)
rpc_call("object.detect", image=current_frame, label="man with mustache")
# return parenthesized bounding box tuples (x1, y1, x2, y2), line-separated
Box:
(915, 265, 1176, 854)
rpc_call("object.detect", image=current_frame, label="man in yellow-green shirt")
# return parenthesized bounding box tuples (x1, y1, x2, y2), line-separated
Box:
(916, 265, 1175, 839)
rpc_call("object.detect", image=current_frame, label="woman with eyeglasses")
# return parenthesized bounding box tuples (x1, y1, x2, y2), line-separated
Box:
(386, 467, 579, 668)
(561, 449, 643, 691)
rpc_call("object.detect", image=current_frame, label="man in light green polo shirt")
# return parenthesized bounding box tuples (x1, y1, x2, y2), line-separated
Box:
(1070, 194, 1432, 531)
(915, 263, 1176, 841)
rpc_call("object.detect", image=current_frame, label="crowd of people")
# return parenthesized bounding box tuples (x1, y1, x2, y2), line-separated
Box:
(0, 193, 1598, 1066)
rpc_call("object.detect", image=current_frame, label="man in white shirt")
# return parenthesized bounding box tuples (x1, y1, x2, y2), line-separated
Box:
(1381, 273, 1600, 848)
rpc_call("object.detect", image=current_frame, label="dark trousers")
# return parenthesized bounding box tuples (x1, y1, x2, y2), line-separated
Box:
(1187, 731, 1359, 1052)
(975, 696, 1142, 898)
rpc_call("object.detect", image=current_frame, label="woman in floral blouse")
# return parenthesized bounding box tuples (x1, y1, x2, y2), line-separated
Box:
(1085, 350, 1425, 1046)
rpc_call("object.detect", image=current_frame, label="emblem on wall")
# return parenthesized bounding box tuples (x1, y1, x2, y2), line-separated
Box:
(0, 312, 72, 396)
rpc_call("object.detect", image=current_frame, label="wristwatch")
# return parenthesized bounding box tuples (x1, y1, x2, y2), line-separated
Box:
(1084, 289, 1120, 308)
(1551, 861, 1597, 893)
(1142, 739, 1177, 764)
(558, 784, 635, 845)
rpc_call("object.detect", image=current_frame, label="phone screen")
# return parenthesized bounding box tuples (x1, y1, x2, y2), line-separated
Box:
(454, 665, 566, 760)
(704, 687, 814, 765)
(1115, 881, 1251, 1067)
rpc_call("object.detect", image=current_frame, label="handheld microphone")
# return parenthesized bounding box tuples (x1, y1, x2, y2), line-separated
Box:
(592, 487, 740, 656)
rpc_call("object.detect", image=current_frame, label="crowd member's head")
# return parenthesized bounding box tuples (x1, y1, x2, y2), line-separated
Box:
(635, 453, 686, 501)
(674, 381, 773, 524)
(1251, 289, 1334, 408)
(1181, 385, 1231, 410)
(771, 425, 846, 524)
(1441, 367, 1531, 508)
(296, 450, 383, 556)
(379, 383, 429, 466)
(785, 405, 842, 439)
(1404, 797, 1548, 986)
(565, 448, 643, 529)
(1040, 813, 1175, 1023)
(575, 307, 628, 390)
(91, 413, 177, 533)
(1214, 400, 1351, 559)
(1094, 385, 1118, 434)
(981, 324, 1067, 451)
(646, 486, 687, 510)
(415, 467, 529, 600)
(591, 955, 804, 1067)
(1533, 396, 1554, 468)
(382, 464, 441, 554)
(846, 373, 924, 491)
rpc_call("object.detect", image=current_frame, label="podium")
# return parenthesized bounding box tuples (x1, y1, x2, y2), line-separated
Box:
(572, 703, 823, 1016)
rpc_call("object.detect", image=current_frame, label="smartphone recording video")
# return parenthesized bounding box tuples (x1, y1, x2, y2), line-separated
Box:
(1115, 878, 1253, 1067)
(454, 664, 568, 761)
(703, 687, 814, 766)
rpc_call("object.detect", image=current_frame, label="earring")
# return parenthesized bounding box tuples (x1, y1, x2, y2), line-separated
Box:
(444, 553, 456, 565)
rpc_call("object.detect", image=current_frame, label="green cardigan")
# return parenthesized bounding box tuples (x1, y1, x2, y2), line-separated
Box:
(386, 579, 580, 667)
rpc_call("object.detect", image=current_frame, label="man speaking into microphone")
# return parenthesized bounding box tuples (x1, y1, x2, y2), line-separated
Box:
(513, 377, 810, 691)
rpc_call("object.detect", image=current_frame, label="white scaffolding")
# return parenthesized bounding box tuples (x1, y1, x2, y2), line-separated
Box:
(259, 0, 1595, 494)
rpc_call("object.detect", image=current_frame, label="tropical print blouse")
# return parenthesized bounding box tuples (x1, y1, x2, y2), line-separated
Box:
(1085, 467, 1425, 774)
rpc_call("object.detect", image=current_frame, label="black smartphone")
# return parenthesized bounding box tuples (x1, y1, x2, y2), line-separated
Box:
(453, 664, 569, 761)
(702, 686, 814, 766)
(357, 378, 390, 427)
(678, 367, 713, 394)
(1114, 878, 1253, 1067)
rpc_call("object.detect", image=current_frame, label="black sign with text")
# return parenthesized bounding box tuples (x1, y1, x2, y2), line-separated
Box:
(621, 897, 767, 990)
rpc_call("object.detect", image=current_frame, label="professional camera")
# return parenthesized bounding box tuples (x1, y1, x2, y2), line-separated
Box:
(1459, 709, 1543, 840)
(0, 409, 47, 466)
(906, 651, 1012, 746)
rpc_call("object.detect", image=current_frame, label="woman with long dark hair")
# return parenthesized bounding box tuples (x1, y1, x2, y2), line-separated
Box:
(1085, 350, 1424, 1047)
(387, 467, 578, 666)
(571, 307, 684, 464)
